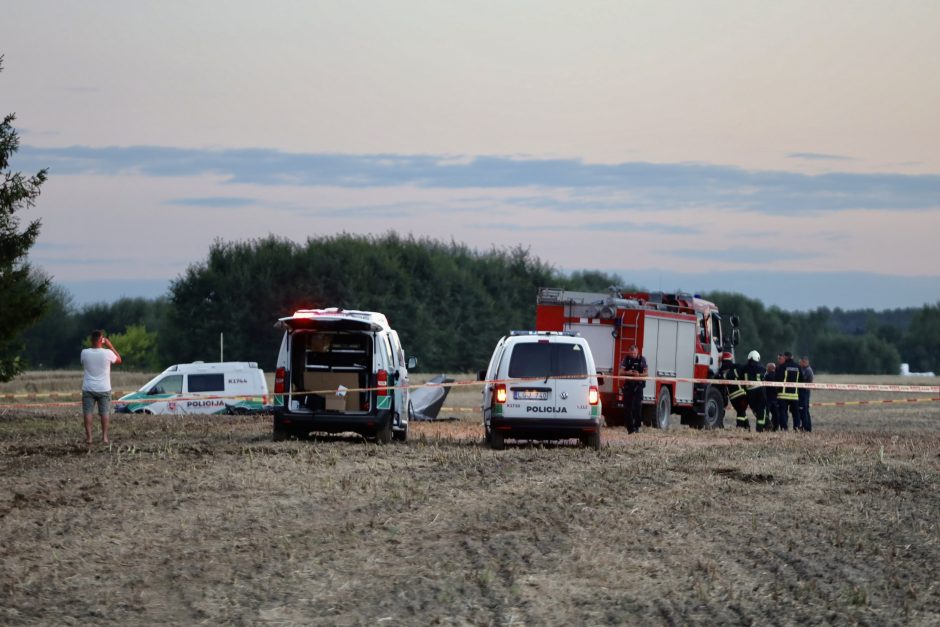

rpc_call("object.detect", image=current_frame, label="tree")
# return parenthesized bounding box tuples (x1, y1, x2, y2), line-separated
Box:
(0, 56, 50, 381)
(109, 324, 160, 371)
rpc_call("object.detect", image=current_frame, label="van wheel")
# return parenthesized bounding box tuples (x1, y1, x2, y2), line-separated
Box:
(392, 415, 408, 442)
(702, 385, 725, 429)
(375, 416, 393, 444)
(272, 427, 288, 442)
(488, 428, 505, 450)
(581, 430, 601, 450)
(655, 386, 672, 429)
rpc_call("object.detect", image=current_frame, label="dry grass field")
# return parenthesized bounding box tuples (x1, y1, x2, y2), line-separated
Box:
(1, 372, 938, 625)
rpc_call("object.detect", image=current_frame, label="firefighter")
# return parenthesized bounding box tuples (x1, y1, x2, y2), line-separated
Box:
(764, 362, 779, 431)
(742, 350, 768, 431)
(620, 344, 648, 434)
(777, 352, 802, 431)
(799, 356, 814, 432)
(720, 352, 750, 430)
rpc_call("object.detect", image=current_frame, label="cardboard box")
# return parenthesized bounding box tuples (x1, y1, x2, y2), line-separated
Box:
(303, 371, 361, 411)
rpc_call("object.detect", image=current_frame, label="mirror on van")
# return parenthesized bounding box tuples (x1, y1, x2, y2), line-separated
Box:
(597, 376, 605, 386)
(477, 369, 486, 381)
(148, 386, 163, 396)
(408, 356, 417, 369)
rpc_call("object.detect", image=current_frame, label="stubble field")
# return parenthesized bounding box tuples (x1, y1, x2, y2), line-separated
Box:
(1, 373, 938, 625)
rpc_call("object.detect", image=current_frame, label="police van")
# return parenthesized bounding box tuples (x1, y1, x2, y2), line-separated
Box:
(271, 308, 416, 443)
(114, 362, 269, 415)
(479, 331, 602, 450)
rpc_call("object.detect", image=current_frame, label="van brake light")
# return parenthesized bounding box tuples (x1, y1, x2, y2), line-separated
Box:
(589, 385, 599, 405)
(377, 369, 389, 396)
(274, 367, 286, 394)
(495, 383, 507, 404)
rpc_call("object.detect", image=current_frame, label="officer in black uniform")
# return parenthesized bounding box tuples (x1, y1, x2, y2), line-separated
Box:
(764, 362, 779, 431)
(799, 356, 814, 432)
(620, 344, 648, 434)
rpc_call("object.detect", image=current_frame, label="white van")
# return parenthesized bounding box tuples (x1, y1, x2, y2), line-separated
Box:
(272, 308, 416, 443)
(114, 362, 269, 415)
(479, 331, 602, 449)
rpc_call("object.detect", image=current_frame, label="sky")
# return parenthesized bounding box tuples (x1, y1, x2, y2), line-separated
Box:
(3, 0, 939, 311)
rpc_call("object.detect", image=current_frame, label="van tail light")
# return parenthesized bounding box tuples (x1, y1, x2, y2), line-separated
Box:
(495, 383, 507, 404)
(589, 385, 599, 405)
(274, 367, 286, 394)
(377, 369, 389, 396)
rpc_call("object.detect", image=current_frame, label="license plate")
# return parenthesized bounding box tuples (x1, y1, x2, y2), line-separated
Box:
(513, 389, 549, 401)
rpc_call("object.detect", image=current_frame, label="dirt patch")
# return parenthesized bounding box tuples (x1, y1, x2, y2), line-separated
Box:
(1, 383, 939, 625)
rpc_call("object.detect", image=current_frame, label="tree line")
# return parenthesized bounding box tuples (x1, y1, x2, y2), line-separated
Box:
(17, 233, 940, 376)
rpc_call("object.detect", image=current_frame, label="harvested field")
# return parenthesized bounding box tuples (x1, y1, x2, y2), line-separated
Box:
(1, 374, 939, 625)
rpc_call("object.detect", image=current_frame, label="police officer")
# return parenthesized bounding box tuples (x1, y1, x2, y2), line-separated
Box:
(777, 352, 802, 431)
(799, 356, 814, 432)
(742, 350, 768, 431)
(720, 352, 750, 430)
(764, 362, 779, 431)
(620, 344, 648, 434)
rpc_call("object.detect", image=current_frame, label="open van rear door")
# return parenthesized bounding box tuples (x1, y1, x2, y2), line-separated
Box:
(277, 310, 385, 332)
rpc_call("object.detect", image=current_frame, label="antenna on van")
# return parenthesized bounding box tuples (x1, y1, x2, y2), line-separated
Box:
(220, 332, 224, 363)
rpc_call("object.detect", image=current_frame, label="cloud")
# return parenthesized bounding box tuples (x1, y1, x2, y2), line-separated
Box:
(786, 152, 854, 161)
(666, 246, 822, 264)
(165, 196, 258, 208)
(16, 144, 940, 214)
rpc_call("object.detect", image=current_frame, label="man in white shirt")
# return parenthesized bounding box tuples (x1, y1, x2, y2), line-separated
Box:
(80, 330, 122, 444)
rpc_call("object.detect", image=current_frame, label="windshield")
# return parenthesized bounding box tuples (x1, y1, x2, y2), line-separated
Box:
(508, 342, 588, 379)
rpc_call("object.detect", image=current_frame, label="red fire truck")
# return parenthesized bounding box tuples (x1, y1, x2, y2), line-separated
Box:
(535, 287, 739, 429)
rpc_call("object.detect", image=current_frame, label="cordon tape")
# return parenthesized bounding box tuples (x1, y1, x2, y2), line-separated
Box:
(1, 374, 937, 411)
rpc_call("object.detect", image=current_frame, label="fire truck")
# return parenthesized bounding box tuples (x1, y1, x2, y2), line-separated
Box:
(535, 287, 739, 429)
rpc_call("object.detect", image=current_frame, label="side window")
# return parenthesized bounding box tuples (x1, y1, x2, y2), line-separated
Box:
(380, 334, 395, 369)
(388, 332, 403, 368)
(188, 373, 225, 393)
(152, 375, 183, 394)
(711, 315, 722, 346)
(697, 312, 707, 344)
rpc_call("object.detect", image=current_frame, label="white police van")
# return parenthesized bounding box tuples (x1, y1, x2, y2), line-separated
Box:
(479, 331, 602, 450)
(272, 308, 416, 443)
(114, 362, 269, 415)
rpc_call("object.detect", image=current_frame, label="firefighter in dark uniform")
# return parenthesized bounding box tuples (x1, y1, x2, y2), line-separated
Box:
(720, 352, 750, 429)
(764, 362, 779, 431)
(778, 352, 802, 431)
(620, 344, 648, 434)
(742, 350, 768, 431)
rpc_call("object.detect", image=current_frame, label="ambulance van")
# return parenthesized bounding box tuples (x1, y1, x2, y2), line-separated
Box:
(271, 308, 416, 443)
(479, 331, 602, 450)
(114, 362, 269, 415)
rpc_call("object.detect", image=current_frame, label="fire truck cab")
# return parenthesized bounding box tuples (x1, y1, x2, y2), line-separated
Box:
(535, 287, 739, 429)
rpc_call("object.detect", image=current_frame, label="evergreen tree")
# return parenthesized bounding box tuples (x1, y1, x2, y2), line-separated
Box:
(0, 56, 50, 381)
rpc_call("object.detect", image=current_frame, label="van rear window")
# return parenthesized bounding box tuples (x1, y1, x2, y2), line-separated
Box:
(188, 373, 225, 393)
(507, 343, 588, 379)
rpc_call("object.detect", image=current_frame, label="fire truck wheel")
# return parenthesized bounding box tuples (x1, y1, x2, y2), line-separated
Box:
(655, 386, 672, 429)
(702, 386, 725, 429)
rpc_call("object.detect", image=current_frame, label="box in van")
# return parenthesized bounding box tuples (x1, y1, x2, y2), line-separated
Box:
(479, 331, 602, 449)
(114, 362, 269, 415)
(272, 308, 416, 443)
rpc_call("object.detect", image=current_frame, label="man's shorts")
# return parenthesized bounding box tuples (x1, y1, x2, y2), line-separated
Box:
(82, 390, 112, 416)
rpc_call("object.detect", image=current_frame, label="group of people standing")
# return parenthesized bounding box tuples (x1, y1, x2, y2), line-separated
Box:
(722, 350, 814, 432)
(618, 345, 815, 433)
